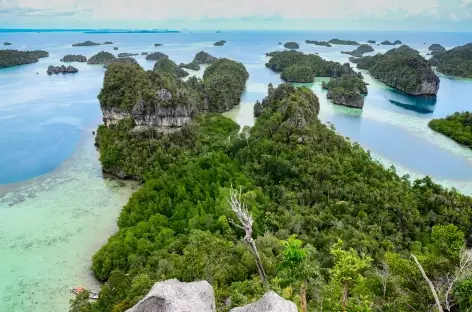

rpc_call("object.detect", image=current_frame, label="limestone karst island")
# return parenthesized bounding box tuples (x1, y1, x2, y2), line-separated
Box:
(1, 2, 472, 312)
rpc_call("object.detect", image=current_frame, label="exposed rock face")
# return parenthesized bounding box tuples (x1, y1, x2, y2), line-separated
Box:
(61, 54, 87, 62)
(229, 292, 297, 312)
(326, 88, 364, 108)
(46, 65, 78, 74)
(125, 279, 215, 312)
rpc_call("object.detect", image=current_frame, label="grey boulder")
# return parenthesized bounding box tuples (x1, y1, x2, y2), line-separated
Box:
(126, 279, 215, 312)
(229, 291, 297, 312)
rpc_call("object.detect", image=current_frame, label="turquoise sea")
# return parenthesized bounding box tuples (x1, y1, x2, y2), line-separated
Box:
(1, 29, 472, 311)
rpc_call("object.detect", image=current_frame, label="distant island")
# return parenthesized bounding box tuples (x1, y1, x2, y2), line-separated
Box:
(328, 38, 360, 45)
(72, 40, 101, 47)
(214, 40, 226, 46)
(368, 40, 376, 44)
(305, 40, 331, 47)
(118, 53, 139, 57)
(429, 112, 472, 148)
(380, 40, 402, 45)
(141, 52, 148, 55)
(103, 57, 138, 68)
(113, 47, 118, 50)
(3, 42, 12, 45)
(87, 51, 116, 64)
(180, 51, 218, 70)
(0, 49, 49, 69)
(341, 44, 374, 57)
(265, 50, 367, 108)
(60, 54, 87, 62)
(145, 51, 168, 61)
(153, 57, 189, 78)
(351, 45, 439, 96)
(103, 41, 113, 45)
(154, 43, 163, 47)
(428, 44, 446, 56)
(284, 42, 299, 49)
(46, 65, 78, 75)
(430, 43, 472, 78)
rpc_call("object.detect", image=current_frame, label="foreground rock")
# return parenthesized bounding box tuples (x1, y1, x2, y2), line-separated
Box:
(87, 51, 116, 64)
(0, 49, 49, 69)
(72, 40, 101, 47)
(61, 54, 87, 62)
(352, 45, 439, 95)
(126, 279, 215, 312)
(284, 42, 299, 49)
(430, 43, 472, 78)
(46, 65, 78, 74)
(229, 292, 297, 312)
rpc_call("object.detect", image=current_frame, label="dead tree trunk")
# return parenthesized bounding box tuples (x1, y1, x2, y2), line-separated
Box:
(411, 254, 444, 312)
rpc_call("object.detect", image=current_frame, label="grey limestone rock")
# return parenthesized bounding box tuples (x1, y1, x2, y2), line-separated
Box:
(229, 291, 297, 312)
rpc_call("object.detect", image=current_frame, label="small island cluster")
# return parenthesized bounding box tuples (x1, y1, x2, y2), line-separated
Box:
(179, 51, 218, 70)
(72, 40, 114, 47)
(265, 50, 367, 108)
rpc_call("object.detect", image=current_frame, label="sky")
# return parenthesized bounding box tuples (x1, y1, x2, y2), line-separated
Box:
(1, 0, 472, 31)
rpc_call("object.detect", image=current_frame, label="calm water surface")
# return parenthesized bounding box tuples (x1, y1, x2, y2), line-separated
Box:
(1, 30, 472, 311)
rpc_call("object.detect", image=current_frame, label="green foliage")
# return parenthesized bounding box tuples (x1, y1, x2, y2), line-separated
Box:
(429, 111, 472, 148)
(193, 51, 217, 64)
(281, 65, 314, 82)
(72, 40, 100, 46)
(145, 52, 168, 61)
(322, 75, 367, 107)
(454, 278, 472, 311)
(431, 224, 464, 262)
(153, 57, 189, 78)
(0, 49, 49, 68)
(341, 44, 374, 57)
(203, 58, 249, 112)
(430, 43, 472, 77)
(179, 62, 200, 70)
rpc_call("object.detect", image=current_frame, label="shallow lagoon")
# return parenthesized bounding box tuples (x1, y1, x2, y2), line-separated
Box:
(1, 30, 472, 311)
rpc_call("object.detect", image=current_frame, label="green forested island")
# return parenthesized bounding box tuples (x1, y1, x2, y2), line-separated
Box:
(430, 43, 472, 78)
(214, 40, 226, 46)
(87, 51, 116, 65)
(305, 40, 331, 47)
(0, 49, 49, 69)
(72, 68, 472, 311)
(117, 53, 139, 57)
(380, 40, 402, 46)
(351, 45, 440, 95)
(428, 44, 446, 56)
(429, 112, 472, 148)
(180, 51, 218, 70)
(61, 54, 87, 62)
(265, 50, 367, 108)
(341, 44, 374, 57)
(328, 38, 360, 45)
(367, 40, 376, 44)
(283, 42, 300, 49)
(72, 40, 101, 47)
(4, 42, 12, 45)
(145, 51, 168, 61)
(153, 57, 189, 78)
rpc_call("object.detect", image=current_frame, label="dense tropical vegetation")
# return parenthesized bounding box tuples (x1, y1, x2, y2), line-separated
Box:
(214, 40, 227, 46)
(153, 57, 189, 78)
(72, 40, 101, 46)
(429, 112, 472, 148)
(71, 72, 472, 311)
(351, 45, 440, 96)
(0, 49, 49, 68)
(430, 43, 472, 78)
(429, 44, 446, 56)
(322, 75, 367, 108)
(284, 42, 300, 49)
(87, 51, 116, 65)
(145, 52, 168, 61)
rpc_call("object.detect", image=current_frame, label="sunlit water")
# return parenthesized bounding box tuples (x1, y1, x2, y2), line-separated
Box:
(1, 30, 472, 311)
